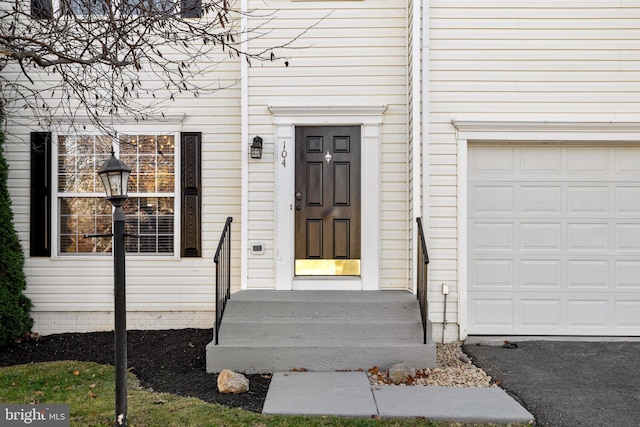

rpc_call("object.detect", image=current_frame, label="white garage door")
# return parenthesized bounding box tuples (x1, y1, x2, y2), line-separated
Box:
(468, 144, 640, 335)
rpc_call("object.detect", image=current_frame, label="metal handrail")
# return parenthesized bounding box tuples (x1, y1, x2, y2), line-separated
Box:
(213, 217, 233, 345)
(416, 217, 430, 344)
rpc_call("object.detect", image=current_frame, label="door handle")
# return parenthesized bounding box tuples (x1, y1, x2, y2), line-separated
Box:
(295, 191, 302, 210)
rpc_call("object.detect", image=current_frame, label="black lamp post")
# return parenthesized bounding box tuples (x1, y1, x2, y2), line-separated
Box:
(98, 151, 131, 427)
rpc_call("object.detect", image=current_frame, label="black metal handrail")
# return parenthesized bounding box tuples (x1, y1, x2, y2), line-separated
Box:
(214, 217, 233, 345)
(416, 217, 430, 344)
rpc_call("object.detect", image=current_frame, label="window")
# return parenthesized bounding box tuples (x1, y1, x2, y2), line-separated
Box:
(124, 0, 175, 15)
(31, 0, 202, 18)
(30, 131, 200, 258)
(120, 134, 176, 254)
(31, 0, 53, 19)
(180, 0, 201, 18)
(56, 133, 177, 256)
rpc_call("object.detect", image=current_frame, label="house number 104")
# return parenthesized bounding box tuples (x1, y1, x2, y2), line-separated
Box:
(281, 142, 287, 167)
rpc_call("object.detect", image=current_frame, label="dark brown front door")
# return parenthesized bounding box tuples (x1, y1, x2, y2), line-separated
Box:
(294, 126, 361, 276)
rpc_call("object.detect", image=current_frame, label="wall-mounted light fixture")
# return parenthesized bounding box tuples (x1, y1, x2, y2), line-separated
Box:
(250, 136, 263, 159)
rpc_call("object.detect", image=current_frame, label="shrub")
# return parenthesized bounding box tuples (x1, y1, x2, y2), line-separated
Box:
(0, 117, 33, 347)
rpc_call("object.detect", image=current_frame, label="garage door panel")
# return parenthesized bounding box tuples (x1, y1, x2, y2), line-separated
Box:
(520, 186, 562, 213)
(616, 261, 640, 288)
(469, 145, 640, 336)
(471, 223, 514, 250)
(568, 148, 609, 174)
(615, 147, 640, 174)
(521, 260, 562, 288)
(568, 223, 608, 251)
(471, 186, 514, 214)
(521, 300, 562, 327)
(615, 225, 640, 250)
(568, 261, 608, 288)
(567, 186, 609, 214)
(521, 146, 562, 174)
(521, 223, 562, 250)
(615, 187, 640, 213)
(615, 301, 640, 327)
(470, 298, 513, 328)
(472, 146, 514, 174)
(471, 260, 513, 288)
(567, 300, 608, 328)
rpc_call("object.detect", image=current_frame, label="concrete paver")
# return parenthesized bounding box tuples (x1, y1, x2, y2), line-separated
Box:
(262, 372, 378, 417)
(373, 385, 534, 423)
(262, 371, 534, 423)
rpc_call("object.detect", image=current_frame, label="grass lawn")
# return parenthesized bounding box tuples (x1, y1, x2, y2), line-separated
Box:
(0, 361, 520, 427)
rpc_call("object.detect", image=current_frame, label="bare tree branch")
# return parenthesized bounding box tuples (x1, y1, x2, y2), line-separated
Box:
(0, 0, 307, 135)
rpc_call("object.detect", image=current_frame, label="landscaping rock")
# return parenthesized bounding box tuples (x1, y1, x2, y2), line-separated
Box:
(388, 363, 416, 384)
(217, 369, 249, 394)
(368, 343, 494, 388)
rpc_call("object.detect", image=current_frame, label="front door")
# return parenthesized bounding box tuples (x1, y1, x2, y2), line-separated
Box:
(294, 126, 361, 275)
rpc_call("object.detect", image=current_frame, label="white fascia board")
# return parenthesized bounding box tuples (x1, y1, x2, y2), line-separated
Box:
(268, 106, 387, 125)
(452, 120, 640, 142)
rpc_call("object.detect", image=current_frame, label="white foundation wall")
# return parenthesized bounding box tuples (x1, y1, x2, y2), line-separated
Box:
(245, 0, 411, 290)
(428, 1, 640, 339)
(31, 311, 214, 336)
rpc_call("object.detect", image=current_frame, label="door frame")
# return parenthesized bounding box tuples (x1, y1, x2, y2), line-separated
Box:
(270, 106, 387, 291)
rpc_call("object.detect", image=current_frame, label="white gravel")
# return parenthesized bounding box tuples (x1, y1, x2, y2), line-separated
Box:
(368, 343, 495, 388)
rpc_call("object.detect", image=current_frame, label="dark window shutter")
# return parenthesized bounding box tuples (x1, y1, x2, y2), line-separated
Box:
(181, 0, 202, 18)
(181, 132, 201, 257)
(30, 132, 51, 257)
(31, 0, 53, 19)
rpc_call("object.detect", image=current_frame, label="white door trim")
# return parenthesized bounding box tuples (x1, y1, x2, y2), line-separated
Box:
(270, 105, 387, 291)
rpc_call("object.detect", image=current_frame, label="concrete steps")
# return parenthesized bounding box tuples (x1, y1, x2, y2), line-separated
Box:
(206, 290, 436, 373)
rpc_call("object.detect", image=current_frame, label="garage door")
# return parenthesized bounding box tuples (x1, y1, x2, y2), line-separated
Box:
(468, 144, 640, 335)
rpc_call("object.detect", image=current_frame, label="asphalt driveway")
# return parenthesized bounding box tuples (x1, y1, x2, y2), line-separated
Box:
(463, 341, 640, 427)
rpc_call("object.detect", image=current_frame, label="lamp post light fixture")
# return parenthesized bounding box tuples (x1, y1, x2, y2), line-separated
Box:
(98, 151, 131, 427)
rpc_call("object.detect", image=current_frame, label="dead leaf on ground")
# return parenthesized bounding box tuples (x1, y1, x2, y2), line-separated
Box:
(73, 370, 80, 376)
(88, 391, 97, 398)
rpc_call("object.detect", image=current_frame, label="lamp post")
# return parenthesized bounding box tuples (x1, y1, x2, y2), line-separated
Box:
(98, 151, 131, 427)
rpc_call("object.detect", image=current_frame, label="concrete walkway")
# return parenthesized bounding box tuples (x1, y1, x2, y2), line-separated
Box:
(263, 372, 534, 424)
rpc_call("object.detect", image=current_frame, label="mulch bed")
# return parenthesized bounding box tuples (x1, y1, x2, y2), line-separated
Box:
(0, 329, 270, 413)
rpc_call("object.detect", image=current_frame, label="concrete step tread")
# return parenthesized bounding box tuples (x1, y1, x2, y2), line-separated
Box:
(212, 338, 432, 347)
(221, 316, 422, 323)
(229, 290, 418, 303)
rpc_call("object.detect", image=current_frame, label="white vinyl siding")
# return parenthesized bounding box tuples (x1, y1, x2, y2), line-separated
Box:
(429, 1, 640, 337)
(246, 0, 410, 290)
(5, 49, 242, 334)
